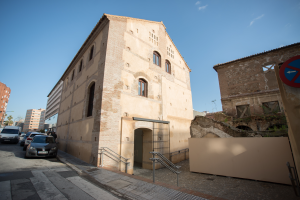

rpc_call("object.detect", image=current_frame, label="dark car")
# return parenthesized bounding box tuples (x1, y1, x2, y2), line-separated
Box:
(25, 135, 57, 158)
(20, 132, 32, 146)
(23, 132, 46, 150)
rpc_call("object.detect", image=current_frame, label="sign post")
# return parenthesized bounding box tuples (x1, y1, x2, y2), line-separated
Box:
(279, 55, 300, 88)
(275, 55, 300, 186)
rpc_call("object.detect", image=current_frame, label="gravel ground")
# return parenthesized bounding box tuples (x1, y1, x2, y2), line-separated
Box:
(133, 159, 298, 200)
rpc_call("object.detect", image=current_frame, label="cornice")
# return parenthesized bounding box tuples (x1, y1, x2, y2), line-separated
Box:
(213, 42, 300, 72)
(221, 89, 280, 101)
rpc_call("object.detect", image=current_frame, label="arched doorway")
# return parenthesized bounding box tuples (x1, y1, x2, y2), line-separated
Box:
(134, 128, 152, 170)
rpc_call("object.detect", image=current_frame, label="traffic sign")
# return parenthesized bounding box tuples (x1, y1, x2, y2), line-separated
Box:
(279, 55, 300, 88)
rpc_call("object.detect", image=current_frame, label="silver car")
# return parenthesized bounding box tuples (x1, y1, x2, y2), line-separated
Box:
(25, 135, 58, 158)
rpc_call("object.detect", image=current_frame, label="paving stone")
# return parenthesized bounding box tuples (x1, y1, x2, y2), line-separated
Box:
(106, 179, 132, 189)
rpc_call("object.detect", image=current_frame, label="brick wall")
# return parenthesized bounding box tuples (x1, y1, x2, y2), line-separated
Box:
(214, 43, 300, 117)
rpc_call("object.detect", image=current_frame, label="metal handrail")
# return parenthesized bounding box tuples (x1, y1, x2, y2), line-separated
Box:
(150, 151, 181, 186)
(151, 151, 181, 169)
(170, 148, 189, 156)
(287, 162, 300, 196)
(99, 147, 130, 173)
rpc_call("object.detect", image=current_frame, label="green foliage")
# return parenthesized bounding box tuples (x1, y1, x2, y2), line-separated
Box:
(39, 129, 45, 133)
(224, 117, 228, 123)
(5, 115, 13, 126)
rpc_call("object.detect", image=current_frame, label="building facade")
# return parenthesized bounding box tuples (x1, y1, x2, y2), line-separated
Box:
(23, 108, 46, 132)
(45, 81, 63, 120)
(53, 14, 193, 173)
(213, 42, 300, 131)
(0, 82, 11, 127)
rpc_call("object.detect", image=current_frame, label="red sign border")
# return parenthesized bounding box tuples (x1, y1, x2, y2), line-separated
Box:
(279, 55, 300, 88)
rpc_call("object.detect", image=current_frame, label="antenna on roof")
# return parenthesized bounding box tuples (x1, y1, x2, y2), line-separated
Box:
(211, 100, 217, 113)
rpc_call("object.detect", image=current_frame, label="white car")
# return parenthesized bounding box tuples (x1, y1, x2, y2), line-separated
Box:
(23, 132, 46, 150)
(0, 126, 21, 144)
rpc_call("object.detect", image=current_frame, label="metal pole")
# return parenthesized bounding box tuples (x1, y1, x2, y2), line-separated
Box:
(177, 173, 179, 186)
(100, 149, 104, 167)
(125, 160, 128, 173)
(153, 157, 155, 183)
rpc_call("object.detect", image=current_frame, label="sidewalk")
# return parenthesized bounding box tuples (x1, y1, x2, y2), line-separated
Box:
(57, 150, 224, 200)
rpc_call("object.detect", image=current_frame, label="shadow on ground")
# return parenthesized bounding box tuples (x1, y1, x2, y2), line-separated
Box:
(133, 159, 298, 200)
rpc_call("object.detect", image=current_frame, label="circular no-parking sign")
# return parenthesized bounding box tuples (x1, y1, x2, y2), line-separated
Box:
(279, 55, 300, 88)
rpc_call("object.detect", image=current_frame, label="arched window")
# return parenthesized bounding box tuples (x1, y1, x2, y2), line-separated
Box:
(153, 51, 161, 66)
(87, 82, 95, 117)
(89, 46, 94, 61)
(79, 60, 83, 72)
(165, 60, 171, 74)
(138, 79, 147, 97)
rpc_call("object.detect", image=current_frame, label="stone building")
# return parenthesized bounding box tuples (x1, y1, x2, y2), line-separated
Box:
(53, 14, 193, 173)
(0, 82, 11, 127)
(213, 42, 300, 131)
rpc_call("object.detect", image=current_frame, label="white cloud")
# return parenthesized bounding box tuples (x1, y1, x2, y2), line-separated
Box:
(195, 1, 200, 5)
(250, 14, 264, 26)
(198, 5, 208, 10)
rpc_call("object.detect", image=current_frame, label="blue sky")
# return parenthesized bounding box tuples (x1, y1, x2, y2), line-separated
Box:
(1, 0, 299, 123)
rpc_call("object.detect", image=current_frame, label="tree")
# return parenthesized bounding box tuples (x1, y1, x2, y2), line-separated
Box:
(39, 129, 45, 133)
(6, 115, 13, 126)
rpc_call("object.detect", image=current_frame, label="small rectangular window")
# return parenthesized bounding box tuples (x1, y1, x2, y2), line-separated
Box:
(71, 70, 75, 81)
(262, 101, 280, 114)
(236, 105, 250, 118)
(89, 46, 94, 61)
(79, 60, 83, 72)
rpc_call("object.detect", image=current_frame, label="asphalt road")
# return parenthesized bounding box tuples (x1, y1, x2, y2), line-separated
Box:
(0, 142, 120, 200)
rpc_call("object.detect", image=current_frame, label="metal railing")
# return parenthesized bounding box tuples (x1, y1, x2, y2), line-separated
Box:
(287, 162, 300, 196)
(99, 147, 130, 173)
(170, 148, 189, 162)
(150, 151, 181, 186)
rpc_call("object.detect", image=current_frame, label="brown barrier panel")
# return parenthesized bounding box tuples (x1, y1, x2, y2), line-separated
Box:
(189, 137, 294, 184)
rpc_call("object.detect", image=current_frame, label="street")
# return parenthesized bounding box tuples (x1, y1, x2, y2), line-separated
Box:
(0, 142, 120, 200)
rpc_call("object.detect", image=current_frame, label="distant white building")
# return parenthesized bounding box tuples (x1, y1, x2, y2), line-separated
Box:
(23, 108, 45, 131)
(193, 110, 208, 118)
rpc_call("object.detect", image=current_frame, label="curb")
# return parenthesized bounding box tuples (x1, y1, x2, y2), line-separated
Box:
(56, 155, 133, 200)
(57, 155, 83, 174)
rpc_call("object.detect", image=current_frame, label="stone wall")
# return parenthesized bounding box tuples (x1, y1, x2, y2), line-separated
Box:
(213, 43, 300, 118)
(190, 114, 288, 138)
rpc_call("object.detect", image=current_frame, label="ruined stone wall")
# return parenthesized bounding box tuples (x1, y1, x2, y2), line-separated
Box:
(190, 116, 250, 138)
(190, 115, 288, 138)
(214, 43, 300, 117)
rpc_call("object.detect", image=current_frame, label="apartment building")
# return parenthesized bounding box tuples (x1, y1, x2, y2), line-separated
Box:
(51, 14, 193, 173)
(23, 108, 46, 132)
(0, 82, 11, 127)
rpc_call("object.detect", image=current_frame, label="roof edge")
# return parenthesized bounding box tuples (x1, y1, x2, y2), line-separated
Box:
(213, 42, 300, 71)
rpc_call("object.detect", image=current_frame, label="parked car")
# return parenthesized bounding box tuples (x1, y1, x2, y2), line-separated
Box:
(25, 135, 57, 158)
(20, 132, 32, 146)
(23, 132, 46, 150)
(0, 126, 21, 144)
(19, 132, 26, 140)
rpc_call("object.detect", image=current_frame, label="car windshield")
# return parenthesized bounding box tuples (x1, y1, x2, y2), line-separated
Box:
(1, 129, 19, 134)
(26, 132, 32, 136)
(32, 137, 55, 143)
